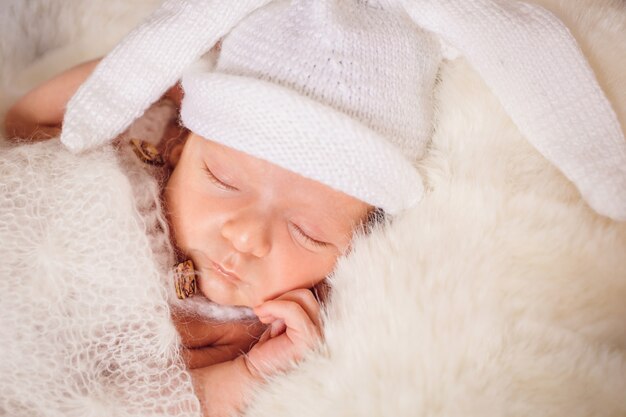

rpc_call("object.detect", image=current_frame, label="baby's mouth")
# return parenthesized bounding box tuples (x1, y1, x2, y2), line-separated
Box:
(208, 260, 244, 284)
(184, 249, 249, 287)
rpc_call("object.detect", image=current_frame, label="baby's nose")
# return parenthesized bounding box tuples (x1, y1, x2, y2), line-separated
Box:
(220, 213, 271, 258)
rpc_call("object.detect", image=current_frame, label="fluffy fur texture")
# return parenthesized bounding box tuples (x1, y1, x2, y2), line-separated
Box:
(243, 1, 626, 415)
(1, 0, 625, 416)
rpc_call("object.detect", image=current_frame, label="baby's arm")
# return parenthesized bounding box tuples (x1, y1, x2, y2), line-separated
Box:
(4, 59, 100, 140)
(189, 356, 260, 417)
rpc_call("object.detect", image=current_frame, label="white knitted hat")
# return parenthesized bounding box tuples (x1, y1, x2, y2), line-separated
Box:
(61, 0, 626, 219)
(180, 1, 440, 213)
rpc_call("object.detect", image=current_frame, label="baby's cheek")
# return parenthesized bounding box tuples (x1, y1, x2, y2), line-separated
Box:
(164, 184, 194, 251)
(275, 251, 335, 292)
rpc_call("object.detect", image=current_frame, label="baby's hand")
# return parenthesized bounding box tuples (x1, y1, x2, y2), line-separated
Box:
(245, 289, 322, 378)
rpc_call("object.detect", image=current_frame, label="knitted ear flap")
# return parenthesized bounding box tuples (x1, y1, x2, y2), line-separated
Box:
(62, 0, 626, 220)
(60, 0, 272, 153)
(400, 0, 626, 221)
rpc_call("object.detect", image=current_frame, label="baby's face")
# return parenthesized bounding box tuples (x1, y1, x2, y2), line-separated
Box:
(164, 133, 372, 308)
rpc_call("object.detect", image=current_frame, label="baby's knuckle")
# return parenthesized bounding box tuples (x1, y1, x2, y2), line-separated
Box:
(294, 288, 319, 307)
(280, 288, 309, 301)
(285, 301, 306, 317)
(301, 288, 318, 302)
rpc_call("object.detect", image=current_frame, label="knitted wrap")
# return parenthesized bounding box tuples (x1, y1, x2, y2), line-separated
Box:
(0, 140, 201, 416)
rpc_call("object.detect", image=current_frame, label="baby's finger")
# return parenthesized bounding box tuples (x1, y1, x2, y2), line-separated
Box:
(257, 326, 273, 344)
(274, 289, 322, 328)
(254, 300, 321, 347)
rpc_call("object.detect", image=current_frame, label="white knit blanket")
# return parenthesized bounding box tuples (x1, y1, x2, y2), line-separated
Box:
(1, 0, 625, 416)
(0, 140, 202, 416)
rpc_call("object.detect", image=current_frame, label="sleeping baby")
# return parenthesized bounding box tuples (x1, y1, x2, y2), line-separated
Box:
(4, 1, 426, 416)
(5, 0, 626, 416)
(5, 62, 377, 415)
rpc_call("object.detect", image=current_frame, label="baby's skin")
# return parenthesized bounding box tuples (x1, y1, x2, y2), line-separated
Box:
(5, 59, 372, 416)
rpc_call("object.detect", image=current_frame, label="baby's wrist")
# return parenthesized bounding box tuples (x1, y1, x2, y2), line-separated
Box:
(189, 356, 265, 417)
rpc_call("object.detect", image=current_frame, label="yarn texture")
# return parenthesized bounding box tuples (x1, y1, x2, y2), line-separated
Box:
(0, 139, 201, 416)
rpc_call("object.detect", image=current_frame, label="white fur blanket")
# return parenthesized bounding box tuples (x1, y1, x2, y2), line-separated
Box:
(1, 1, 625, 416)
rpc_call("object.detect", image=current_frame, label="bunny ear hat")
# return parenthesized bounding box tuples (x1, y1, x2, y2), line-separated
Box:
(61, 0, 626, 220)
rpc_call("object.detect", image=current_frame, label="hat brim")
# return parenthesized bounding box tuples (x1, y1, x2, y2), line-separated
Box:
(181, 71, 423, 215)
